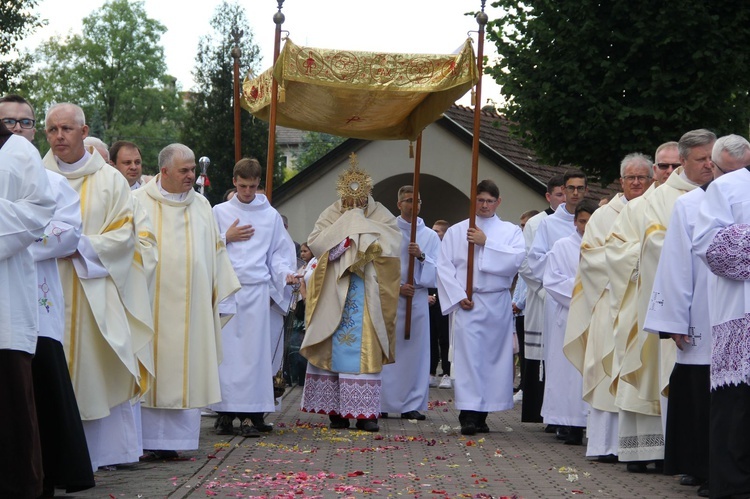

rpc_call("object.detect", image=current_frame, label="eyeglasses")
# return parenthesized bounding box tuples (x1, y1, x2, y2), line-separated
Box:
(476, 198, 497, 205)
(656, 162, 680, 170)
(711, 161, 728, 175)
(1, 118, 36, 129)
(565, 185, 586, 193)
(622, 175, 650, 183)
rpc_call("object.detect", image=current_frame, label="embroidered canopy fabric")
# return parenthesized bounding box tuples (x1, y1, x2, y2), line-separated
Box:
(241, 38, 478, 141)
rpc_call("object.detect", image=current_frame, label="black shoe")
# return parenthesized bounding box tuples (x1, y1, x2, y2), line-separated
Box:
(476, 423, 490, 433)
(697, 481, 709, 497)
(249, 413, 273, 432)
(380, 413, 389, 419)
(555, 426, 570, 440)
(544, 424, 559, 433)
(355, 419, 379, 432)
(461, 422, 477, 435)
(596, 454, 618, 463)
(147, 450, 179, 460)
(214, 414, 235, 435)
(329, 414, 350, 429)
(626, 462, 648, 473)
(680, 475, 700, 486)
(401, 410, 426, 421)
(240, 418, 261, 438)
(564, 427, 584, 445)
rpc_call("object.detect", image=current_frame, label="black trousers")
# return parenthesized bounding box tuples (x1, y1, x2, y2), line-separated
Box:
(710, 384, 750, 498)
(429, 291, 450, 376)
(32, 337, 95, 493)
(515, 315, 526, 389)
(0, 350, 43, 499)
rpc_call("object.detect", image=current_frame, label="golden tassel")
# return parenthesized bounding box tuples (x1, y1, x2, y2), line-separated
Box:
(409, 141, 414, 158)
(279, 86, 286, 103)
(471, 89, 476, 106)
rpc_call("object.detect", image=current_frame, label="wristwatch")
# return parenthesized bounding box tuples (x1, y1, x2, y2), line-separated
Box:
(417, 252, 425, 262)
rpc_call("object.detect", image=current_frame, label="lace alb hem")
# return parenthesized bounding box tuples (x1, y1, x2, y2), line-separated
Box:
(711, 314, 750, 390)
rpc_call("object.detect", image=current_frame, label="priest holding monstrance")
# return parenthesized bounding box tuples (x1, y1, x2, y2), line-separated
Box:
(300, 154, 401, 432)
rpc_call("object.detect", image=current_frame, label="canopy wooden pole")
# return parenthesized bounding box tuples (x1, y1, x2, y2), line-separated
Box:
(265, 0, 285, 201)
(231, 28, 243, 164)
(466, 1, 488, 301)
(404, 133, 423, 340)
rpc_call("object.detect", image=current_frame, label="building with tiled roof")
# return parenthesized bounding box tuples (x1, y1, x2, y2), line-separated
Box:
(273, 105, 619, 243)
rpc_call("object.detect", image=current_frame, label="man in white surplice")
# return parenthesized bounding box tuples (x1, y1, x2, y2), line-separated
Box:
(644, 135, 750, 493)
(542, 198, 599, 446)
(693, 157, 750, 498)
(381, 185, 440, 421)
(527, 170, 587, 439)
(134, 144, 240, 457)
(518, 175, 566, 422)
(0, 122, 55, 499)
(210, 158, 297, 437)
(42, 103, 154, 470)
(1, 94, 94, 493)
(437, 179, 525, 436)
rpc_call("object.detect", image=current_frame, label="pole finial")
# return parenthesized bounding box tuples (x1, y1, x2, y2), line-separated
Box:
(231, 28, 243, 59)
(476, 0, 488, 26)
(274, 0, 285, 25)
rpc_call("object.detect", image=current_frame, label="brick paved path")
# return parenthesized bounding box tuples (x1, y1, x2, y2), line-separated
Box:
(66, 385, 696, 498)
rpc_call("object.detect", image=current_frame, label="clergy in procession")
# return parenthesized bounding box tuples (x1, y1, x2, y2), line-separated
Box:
(605, 177, 661, 470)
(605, 140, 682, 472)
(437, 179, 525, 436)
(629, 129, 716, 420)
(693, 158, 750, 499)
(527, 170, 587, 439)
(210, 158, 297, 437)
(0, 121, 55, 499)
(300, 155, 401, 433)
(518, 175, 566, 423)
(106, 140, 158, 299)
(1, 95, 95, 495)
(564, 152, 653, 461)
(133, 143, 239, 456)
(645, 135, 750, 497)
(527, 170, 588, 285)
(380, 185, 440, 421)
(42, 103, 154, 470)
(110, 140, 151, 190)
(542, 198, 599, 445)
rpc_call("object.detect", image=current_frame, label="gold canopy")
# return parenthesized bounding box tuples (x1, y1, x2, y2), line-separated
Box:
(241, 38, 478, 141)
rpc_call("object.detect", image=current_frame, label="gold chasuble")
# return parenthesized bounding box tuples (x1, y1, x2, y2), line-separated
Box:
(242, 38, 478, 141)
(301, 196, 401, 373)
(134, 177, 240, 409)
(43, 148, 154, 421)
(564, 193, 625, 411)
(604, 184, 658, 415)
(622, 168, 697, 402)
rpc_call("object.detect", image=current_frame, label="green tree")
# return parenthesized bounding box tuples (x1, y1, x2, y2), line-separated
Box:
(486, 1, 750, 183)
(1, 0, 45, 94)
(294, 131, 346, 172)
(181, 1, 275, 205)
(22, 0, 183, 168)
